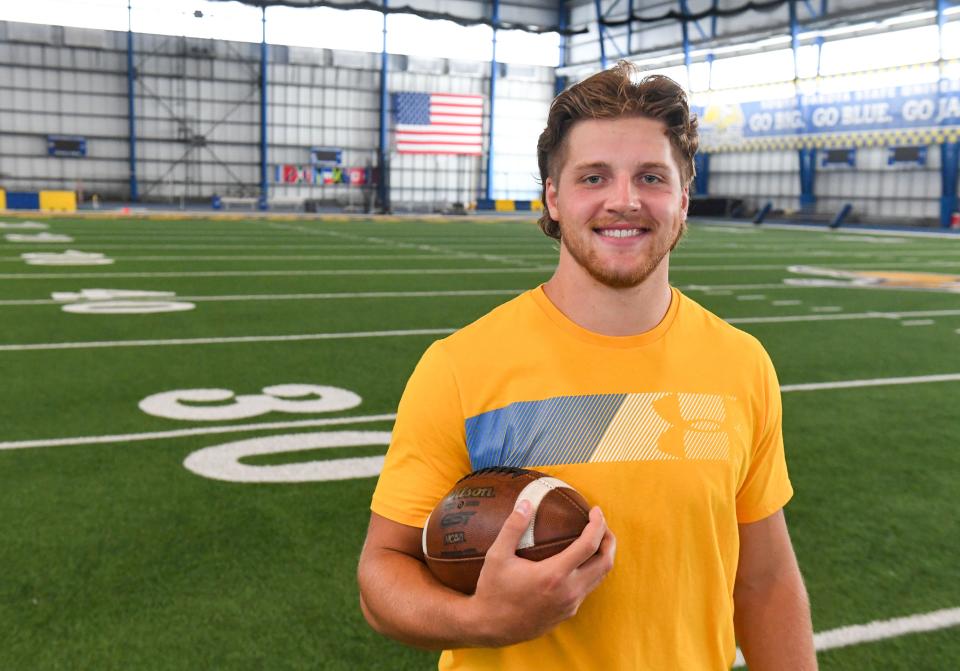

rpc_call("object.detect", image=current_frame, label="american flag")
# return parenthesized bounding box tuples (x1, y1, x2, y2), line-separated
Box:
(393, 92, 484, 155)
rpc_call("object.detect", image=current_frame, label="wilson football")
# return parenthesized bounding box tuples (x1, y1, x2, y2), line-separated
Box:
(421, 466, 591, 594)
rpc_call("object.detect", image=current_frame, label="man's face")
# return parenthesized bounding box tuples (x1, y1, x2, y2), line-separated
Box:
(544, 115, 689, 289)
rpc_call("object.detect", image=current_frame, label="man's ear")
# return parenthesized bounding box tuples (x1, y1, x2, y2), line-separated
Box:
(545, 176, 560, 222)
(680, 184, 690, 220)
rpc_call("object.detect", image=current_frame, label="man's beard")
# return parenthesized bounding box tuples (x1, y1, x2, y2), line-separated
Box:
(560, 215, 686, 289)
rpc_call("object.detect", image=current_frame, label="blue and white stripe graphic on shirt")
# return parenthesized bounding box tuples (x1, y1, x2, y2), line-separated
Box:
(464, 392, 734, 469)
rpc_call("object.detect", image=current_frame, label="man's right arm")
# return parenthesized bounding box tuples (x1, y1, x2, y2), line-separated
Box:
(357, 500, 616, 650)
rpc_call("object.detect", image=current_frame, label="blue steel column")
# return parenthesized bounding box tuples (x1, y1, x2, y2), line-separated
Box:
(937, 0, 956, 227)
(378, 1, 390, 212)
(942, 144, 959, 228)
(258, 7, 268, 210)
(790, 0, 815, 212)
(126, 1, 138, 201)
(693, 153, 709, 196)
(485, 0, 500, 202)
(593, 0, 607, 70)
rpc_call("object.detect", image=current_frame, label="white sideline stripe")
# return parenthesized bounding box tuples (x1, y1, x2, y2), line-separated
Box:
(4, 308, 960, 352)
(780, 373, 960, 392)
(0, 328, 456, 352)
(5, 372, 959, 451)
(734, 607, 960, 667)
(0, 413, 398, 451)
(0, 289, 524, 307)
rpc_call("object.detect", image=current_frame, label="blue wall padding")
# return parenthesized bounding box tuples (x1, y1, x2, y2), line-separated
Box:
(6, 192, 40, 209)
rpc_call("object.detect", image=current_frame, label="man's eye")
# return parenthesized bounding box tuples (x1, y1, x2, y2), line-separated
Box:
(641, 174, 662, 184)
(582, 175, 602, 184)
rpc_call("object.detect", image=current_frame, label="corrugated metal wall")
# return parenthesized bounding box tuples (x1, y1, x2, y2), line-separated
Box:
(562, 1, 949, 224)
(0, 19, 554, 209)
(0, 22, 129, 200)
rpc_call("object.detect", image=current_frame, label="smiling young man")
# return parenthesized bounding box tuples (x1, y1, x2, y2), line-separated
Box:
(358, 61, 817, 670)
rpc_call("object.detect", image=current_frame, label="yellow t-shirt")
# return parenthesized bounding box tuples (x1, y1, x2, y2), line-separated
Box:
(371, 286, 793, 671)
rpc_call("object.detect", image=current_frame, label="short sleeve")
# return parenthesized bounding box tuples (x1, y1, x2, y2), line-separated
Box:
(735, 347, 793, 523)
(370, 340, 473, 528)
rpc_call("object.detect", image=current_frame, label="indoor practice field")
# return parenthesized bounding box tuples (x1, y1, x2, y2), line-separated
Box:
(0, 214, 958, 670)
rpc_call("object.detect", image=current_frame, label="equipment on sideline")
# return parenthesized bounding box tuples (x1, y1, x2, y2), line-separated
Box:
(421, 467, 591, 594)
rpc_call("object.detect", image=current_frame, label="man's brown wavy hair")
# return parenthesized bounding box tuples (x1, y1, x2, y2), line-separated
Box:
(537, 60, 699, 240)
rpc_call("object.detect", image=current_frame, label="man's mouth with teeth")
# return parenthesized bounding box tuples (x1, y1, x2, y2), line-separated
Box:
(595, 227, 650, 238)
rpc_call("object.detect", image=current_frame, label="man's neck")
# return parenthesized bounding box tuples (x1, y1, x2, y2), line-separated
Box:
(541, 254, 673, 337)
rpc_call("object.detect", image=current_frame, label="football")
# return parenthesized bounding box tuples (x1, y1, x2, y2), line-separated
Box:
(421, 466, 591, 594)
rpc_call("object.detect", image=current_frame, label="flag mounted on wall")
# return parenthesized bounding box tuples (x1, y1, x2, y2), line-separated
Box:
(393, 92, 484, 155)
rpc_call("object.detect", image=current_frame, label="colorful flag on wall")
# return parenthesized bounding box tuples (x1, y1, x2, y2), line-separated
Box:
(393, 92, 484, 155)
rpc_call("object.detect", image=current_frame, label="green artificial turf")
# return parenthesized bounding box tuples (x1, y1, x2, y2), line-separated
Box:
(1, 214, 957, 669)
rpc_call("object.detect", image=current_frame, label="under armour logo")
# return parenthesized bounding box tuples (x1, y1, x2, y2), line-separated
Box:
(652, 393, 738, 461)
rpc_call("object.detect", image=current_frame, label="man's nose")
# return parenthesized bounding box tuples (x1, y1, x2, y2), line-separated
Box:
(606, 175, 640, 214)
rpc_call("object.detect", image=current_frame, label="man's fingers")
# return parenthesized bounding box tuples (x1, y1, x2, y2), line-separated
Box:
(573, 526, 617, 592)
(543, 506, 608, 574)
(486, 499, 533, 559)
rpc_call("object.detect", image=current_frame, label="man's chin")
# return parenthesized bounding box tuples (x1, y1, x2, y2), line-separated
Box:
(583, 263, 659, 289)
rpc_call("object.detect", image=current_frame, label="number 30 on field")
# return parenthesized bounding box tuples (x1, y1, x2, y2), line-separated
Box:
(139, 384, 390, 484)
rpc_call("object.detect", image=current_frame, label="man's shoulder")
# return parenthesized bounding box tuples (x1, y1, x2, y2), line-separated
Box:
(675, 290, 769, 357)
(439, 288, 542, 349)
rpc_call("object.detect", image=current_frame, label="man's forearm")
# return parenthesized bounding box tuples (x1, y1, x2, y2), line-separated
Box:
(358, 547, 486, 650)
(733, 569, 817, 671)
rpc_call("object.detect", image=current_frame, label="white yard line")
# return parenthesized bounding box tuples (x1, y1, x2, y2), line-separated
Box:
(266, 222, 533, 267)
(780, 372, 960, 392)
(696, 219, 960, 240)
(734, 607, 960, 667)
(4, 309, 960, 351)
(0, 254, 496, 262)
(0, 289, 525, 307)
(3, 372, 958, 450)
(0, 413, 398, 450)
(0, 267, 555, 280)
(0, 328, 457, 351)
(727, 309, 960, 324)
(4, 259, 959, 280)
